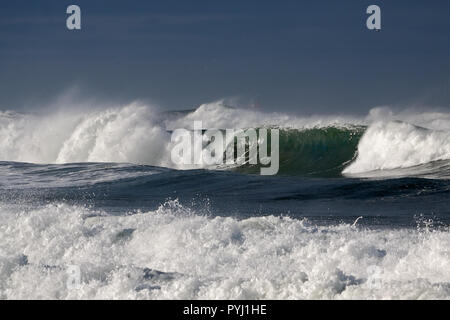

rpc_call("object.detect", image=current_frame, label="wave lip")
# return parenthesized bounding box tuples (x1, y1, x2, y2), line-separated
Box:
(164, 101, 365, 131)
(343, 121, 450, 176)
(0, 103, 365, 175)
(3, 102, 450, 178)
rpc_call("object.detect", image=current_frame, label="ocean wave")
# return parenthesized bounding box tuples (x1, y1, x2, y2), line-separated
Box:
(0, 104, 174, 167)
(0, 101, 362, 166)
(343, 121, 450, 176)
(236, 126, 364, 176)
(0, 200, 449, 299)
(1, 102, 450, 177)
(164, 101, 365, 130)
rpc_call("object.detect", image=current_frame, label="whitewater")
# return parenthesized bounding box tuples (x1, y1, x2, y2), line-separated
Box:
(1, 200, 449, 299)
(2, 101, 450, 176)
(1, 101, 450, 299)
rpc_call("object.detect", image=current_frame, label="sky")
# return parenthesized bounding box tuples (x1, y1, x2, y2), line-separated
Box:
(0, 0, 449, 114)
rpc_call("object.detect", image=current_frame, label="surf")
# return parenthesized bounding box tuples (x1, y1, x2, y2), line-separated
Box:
(343, 121, 450, 178)
(1, 101, 450, 178)
(1, 200, 449, 299)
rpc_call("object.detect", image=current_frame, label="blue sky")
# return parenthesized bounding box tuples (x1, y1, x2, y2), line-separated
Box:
(0, 0, 449, 114)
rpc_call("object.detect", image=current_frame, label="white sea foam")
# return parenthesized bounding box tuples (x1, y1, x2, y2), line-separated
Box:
(344, 121, 450, 174)
(2, 101, 450, 175)
(0, 104, 174, 167)
(0, 201, 449, 299)
(164, 100, 365, 130)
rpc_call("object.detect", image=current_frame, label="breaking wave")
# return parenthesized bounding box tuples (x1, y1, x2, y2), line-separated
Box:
(1, 101, 450, 177)
(343, 121, 450, 177)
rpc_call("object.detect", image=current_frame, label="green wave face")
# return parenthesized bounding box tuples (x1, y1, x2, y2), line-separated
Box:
(234, 126, 366, 177)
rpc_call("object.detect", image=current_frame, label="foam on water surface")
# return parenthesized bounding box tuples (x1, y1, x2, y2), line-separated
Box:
(344, 121, 450, 175)
(1, 201, 449, 299)
(1, 102, 450, 300)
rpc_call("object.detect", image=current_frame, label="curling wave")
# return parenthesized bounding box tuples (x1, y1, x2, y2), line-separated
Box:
(1, 102, 450, 178)
(0, 102, 366, 176)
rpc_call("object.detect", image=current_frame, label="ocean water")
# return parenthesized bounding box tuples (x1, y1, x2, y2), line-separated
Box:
(0, 102, 449, 299)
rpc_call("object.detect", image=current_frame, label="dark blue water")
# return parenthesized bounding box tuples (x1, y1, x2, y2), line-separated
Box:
(2, 161, 449, 228)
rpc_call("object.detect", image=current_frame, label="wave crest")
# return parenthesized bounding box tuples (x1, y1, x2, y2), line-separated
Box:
(2, 102, 450, 178)
(0, 104, 173, 167)
(344, 121, 450, 175)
